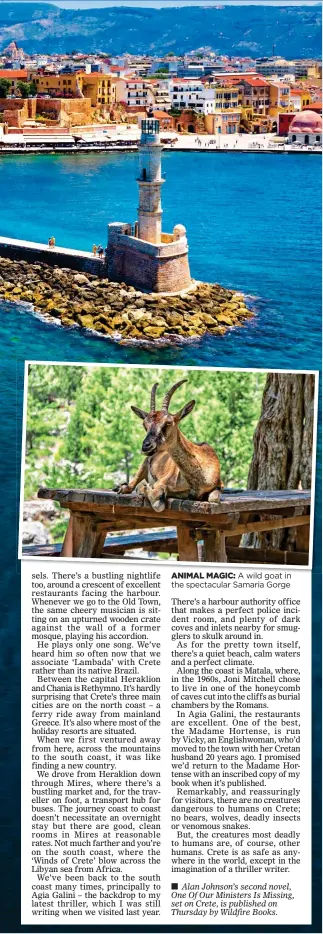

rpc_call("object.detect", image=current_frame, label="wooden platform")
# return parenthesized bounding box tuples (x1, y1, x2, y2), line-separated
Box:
(36, 487, 311, 563)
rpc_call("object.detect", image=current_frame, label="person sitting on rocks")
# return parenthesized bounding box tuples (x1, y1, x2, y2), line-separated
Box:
(48, 236, 55, 248)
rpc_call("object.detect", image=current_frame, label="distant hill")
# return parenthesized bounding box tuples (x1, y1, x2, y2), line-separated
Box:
(0, 3, 321, 58)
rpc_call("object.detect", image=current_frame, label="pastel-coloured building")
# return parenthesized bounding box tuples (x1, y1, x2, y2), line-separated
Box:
(288, 110, 322, 144)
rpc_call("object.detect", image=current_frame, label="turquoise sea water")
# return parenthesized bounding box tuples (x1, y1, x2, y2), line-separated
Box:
(0, 150, 321, 369)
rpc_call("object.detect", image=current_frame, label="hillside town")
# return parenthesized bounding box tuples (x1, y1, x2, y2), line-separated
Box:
(0, 40, 321, 150)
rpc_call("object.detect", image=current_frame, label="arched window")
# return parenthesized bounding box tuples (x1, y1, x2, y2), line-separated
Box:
(292, 135, 296, 142)
(304, 134, 309, 144)
(142, 168, 147, 180)
(316, 135, 321, 142)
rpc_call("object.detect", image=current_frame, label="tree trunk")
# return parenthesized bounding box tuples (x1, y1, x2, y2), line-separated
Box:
(245, 373, 315, 551)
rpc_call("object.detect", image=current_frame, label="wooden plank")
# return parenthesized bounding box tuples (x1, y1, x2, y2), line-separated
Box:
(22, 543, 62, 557)
(177, 525, 199, 562)
(224, 514, 310, 538)
(66, 501, 240, 530)
(22, 540, 309, 566)
(103, 538, 178, 556)
(226, 546, 309, 566)
(38, 487, 311, 518)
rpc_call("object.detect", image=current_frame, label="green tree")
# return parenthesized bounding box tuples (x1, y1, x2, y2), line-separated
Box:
(0, 78, 11, 98)
(17, 80, 37, 98)
(24, 365, 266, 502)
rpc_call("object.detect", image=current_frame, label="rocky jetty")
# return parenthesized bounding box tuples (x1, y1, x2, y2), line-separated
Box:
(0, 257, 254, 341)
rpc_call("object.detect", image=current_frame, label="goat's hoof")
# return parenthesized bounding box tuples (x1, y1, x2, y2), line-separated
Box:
(152, 500, 166, 513)
(116, 484, 131, 494)
(208, 489, 220, 504)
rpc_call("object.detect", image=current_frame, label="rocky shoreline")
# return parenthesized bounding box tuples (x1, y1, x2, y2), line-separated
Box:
(0, 257, 254, 341)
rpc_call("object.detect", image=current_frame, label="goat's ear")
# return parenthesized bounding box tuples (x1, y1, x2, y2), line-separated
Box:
(131, 405, 148, 420)
(175, 399, 196, 422)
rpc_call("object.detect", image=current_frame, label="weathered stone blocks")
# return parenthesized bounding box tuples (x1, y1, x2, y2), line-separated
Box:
(0, 256, 254, 342)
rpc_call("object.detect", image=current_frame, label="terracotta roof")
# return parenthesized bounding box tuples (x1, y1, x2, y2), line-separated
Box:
(0, 69, 28, 79)
(241, 76, 269, 87)
(152, 109, 172, 119)
(303, 102, 322, 114)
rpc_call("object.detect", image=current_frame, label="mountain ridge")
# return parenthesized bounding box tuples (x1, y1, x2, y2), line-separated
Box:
(0, 4, 321, 57)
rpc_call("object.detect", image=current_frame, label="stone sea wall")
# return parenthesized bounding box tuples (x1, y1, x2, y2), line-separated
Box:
(0, 241, 103, 276)
(0, 257, 254, 341)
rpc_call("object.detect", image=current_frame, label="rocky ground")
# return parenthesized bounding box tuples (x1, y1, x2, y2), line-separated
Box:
(0, 257, 254, 341)
(22, 500, 62, 545)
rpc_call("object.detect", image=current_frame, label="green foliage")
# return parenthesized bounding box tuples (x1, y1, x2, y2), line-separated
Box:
(16, 80, 36, 98)
(24, 365, 266, 501)
(0, 78, 11, 98)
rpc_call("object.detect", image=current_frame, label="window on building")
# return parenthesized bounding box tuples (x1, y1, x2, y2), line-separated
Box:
(316, 135, 321, 141)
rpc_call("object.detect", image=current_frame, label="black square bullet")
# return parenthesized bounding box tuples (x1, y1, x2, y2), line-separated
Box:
(171, 883, 178, 890)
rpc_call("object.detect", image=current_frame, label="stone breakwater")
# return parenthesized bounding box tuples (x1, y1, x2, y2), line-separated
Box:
(0, 257, 254, 340)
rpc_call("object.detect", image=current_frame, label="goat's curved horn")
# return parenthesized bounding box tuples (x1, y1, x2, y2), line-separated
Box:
(150, 382, 159, 413)
(162, 379, 188, 411)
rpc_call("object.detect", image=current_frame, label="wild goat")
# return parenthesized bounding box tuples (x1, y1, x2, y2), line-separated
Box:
(117, 379, 222, 512)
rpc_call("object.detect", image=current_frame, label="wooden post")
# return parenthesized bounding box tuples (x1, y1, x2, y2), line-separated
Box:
(177, 525, 199, 562)
(203, 530, 227, 563)
(72, 512, 107, 558)
(61, 514, 73, 557)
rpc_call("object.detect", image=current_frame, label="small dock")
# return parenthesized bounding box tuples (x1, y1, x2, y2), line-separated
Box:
(22, 487, 312, 565)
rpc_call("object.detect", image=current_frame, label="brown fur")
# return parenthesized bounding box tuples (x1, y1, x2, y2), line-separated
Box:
(116, 381, 222, 512)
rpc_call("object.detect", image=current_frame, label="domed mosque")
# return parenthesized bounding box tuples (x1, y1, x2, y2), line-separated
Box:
(288, 110, 322, 145)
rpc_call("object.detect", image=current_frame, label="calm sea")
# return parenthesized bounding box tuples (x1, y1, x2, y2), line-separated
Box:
(0, 149, 321, 370)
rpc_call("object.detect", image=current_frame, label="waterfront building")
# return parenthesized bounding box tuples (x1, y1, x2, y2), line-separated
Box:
(116, 77, 171, 112)
(107, 116, 191, 293)
(288, 109, 322, 144)
(116, 78, 156, 109)
(0, 69, 28, 93)
(269, 81, 291, 118)
(239, 76, 271, 115)
(289, 87, 312, 112)
(77, 73, 117, 109)
(212, 84, 241, 115)
(30, 72, 79, 96)
(170, 78, 206, 112)
(151, 79, 172, 110)
(205, 110, 241, 134)
(278, 112, 296, 136)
